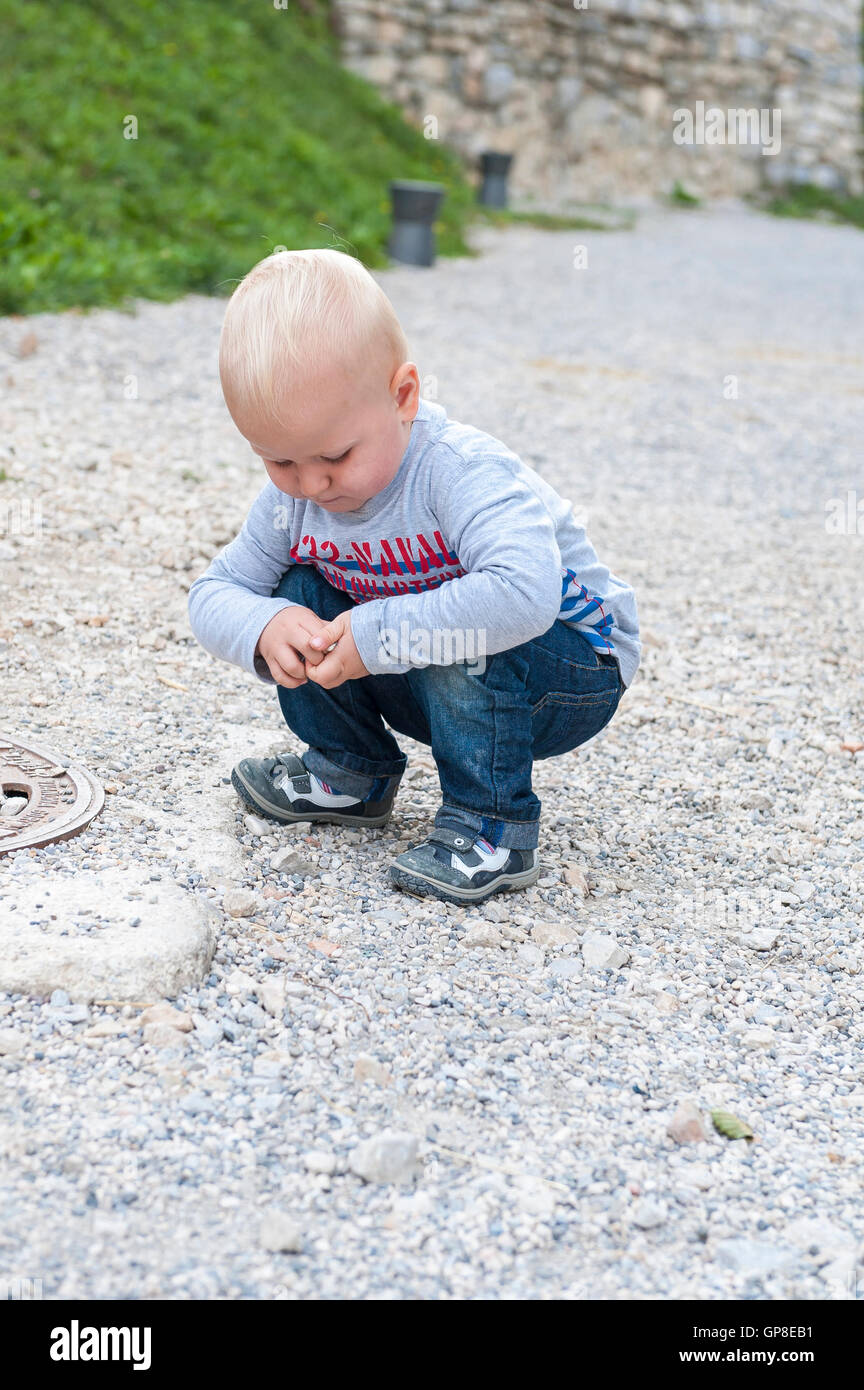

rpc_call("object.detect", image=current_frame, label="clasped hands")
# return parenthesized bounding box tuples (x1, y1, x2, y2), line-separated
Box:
(255, 605, 370, 690)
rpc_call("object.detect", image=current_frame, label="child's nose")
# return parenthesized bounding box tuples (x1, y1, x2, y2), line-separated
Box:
(295, 464, 331, 499)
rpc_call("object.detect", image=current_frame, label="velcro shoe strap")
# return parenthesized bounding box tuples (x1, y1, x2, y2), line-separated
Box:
(427, 827, 475, 853)
(273, 752, 311, 794)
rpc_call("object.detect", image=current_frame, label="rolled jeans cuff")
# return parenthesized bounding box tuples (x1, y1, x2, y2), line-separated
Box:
(435, 804, 540, 851)
(302, 747, 405, 801)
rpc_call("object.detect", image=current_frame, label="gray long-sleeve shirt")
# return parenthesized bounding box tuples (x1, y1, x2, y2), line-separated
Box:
(188, 396, 641, 687)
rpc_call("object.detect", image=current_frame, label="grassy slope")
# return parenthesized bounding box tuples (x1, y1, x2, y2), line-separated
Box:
(0, 0, 476, 313)
(762, 184, 864, 232)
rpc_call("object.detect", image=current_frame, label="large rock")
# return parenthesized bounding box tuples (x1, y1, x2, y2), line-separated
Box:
(0, 868, 217, 1002)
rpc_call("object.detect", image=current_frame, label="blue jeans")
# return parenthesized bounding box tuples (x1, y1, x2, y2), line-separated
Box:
(272, 565, 625, 850)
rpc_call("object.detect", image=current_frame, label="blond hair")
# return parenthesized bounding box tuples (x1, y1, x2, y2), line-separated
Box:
(218, 248, 409, 425)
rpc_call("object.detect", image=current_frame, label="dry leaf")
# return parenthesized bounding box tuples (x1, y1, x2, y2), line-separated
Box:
(17, 331, 38, 358)
(710, 1108, 754, 1142)
(309, 937, 341, 958)
(841, 741, 863, 754)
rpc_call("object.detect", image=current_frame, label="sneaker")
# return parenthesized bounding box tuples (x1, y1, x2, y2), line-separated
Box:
(389, 824, 540, 904)
(231, 751, 395, 827)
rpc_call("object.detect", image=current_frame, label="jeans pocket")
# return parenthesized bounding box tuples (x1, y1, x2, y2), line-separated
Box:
(531, 687, 621, 759)
(531, 625, 604, 671)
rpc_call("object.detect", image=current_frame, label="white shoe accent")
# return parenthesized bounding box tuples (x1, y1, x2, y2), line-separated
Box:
(273, 768, 359, 809)
(451, 839, 512, 880)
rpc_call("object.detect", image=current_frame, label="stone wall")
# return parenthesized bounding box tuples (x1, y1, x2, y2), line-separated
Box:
(332, 0, 863, 203)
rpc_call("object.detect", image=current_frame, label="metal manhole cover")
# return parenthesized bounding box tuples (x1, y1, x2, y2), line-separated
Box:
(0, 731, 104, 856)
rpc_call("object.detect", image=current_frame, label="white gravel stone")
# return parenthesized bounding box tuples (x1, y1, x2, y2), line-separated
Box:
(630, 1198, 668, 1229)
(224, 969, 257, 996)
(269, 847, 316, 876)
(516, 942, 544, 967)
(142, 1022, 190, 1050)
(222, 889, 258, 919)
(258, 979, 287, 1018)
(82, 1018, 126, 1039)
(244, 814, 274, 836)
(139, 1002, 193, 1032)
(349, 1132, 421, 1185)
(667, 1101, 709, 1144)
(563, 866, 590, 897)
(740, 1027, 775, 1049)
(460, 923, 504, 949)
(740, 927, 780, 951)
(353, 1054, 393, 1086)
(531, 921, 578, 947)
(260, 1213, 304, 1254)
(192, 1016, 222, 1049)
(714, 1239, 798, 1277)
(304, 1150, 337, 1175)
(581, 933, 630, 971)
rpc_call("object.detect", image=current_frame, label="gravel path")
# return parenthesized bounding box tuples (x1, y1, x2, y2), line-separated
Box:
(1, 204, 862, 1300)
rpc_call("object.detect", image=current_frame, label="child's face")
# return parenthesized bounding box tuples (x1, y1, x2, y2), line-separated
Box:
(239, 361, 419, 514)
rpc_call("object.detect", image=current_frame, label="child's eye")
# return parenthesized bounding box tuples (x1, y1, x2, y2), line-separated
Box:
(267, 448, 350, 467)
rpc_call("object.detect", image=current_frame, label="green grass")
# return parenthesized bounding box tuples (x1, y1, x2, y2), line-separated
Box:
(474, 204, 637, 232)
(761, 183, 864, 231)
(0, 0, 478, 314)
(665, 181, 702, 208)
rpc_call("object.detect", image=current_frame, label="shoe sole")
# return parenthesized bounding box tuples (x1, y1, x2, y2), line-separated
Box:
(231, 767, 393, 828)
(388, 861, 541, 905)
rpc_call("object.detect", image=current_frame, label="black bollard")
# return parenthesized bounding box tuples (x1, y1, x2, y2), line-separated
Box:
(388, 180, 445, 267)
(479, 151, 513, 208)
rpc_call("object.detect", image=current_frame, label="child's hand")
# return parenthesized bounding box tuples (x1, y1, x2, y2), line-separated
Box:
(256, 605, 332, 688)
(305, 610, 370, 688)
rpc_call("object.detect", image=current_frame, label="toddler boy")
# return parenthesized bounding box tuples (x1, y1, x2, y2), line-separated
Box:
(188, 248, 640, 905)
